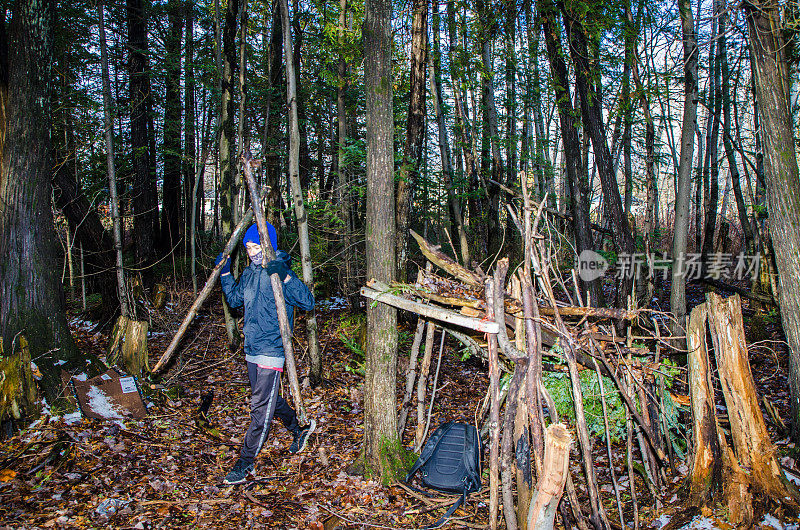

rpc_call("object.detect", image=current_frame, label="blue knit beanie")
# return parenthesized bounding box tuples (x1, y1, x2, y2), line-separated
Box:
(243, 222, 278, 250)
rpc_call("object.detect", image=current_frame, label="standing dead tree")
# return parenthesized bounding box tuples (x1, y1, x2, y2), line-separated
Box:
(686, 292, 800, 526)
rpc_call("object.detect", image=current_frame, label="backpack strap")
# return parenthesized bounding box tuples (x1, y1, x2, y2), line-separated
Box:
(461, 424, 481, 493)
(422, 489, 467, 529)
(404, 422, 454, 483)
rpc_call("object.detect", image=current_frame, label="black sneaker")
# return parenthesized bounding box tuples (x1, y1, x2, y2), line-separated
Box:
(289, 419, 316, 454)
(223, 459, 254, 485)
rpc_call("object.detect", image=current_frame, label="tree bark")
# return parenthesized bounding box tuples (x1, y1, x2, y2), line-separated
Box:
(363, 0, 399, 480)
(396, 0, 427, 282)
(162, 0, 183, 251)
(707, 293, 800, 508)
(1, 0, 102, 401)
(279, 0, 321, 387)
(128, 0, 158, 278)
(686, 303, 721, 507)
(670, 0, 698, 341)
(744, 0, 800, 441)
(218, 0, 239, 239)
(538, 0, 603, 307)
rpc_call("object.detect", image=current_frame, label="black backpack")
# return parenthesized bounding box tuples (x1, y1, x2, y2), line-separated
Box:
(405, 422, 482, 529)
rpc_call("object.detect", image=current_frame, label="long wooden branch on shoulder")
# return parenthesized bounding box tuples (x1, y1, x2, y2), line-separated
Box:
(152, 207, 256, 373)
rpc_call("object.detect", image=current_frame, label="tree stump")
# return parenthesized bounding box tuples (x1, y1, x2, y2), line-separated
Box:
(526, 423, 571, 530)
(152, 283, 167, 309)
(0, 336, 39, 423)
(107, 315, 149, 377)
(107, 314, 130, 366)
(687, 303, 722, 506)
(706, 293, 800, 515)
(122, 319, 149, 377)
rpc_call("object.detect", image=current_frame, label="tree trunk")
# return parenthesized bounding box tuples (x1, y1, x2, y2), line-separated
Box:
(430, 1, 469, 266)
(263, 0, 284, 228)
(478, 1, 503, 257)
(128, 0, 158, 280)
(161, 0, 183, 252)
(336, 0, 358, 308)
(184, 0, 199, 240)
(707, 293, 800, 509)
(218, 0, 240, 349)
(563, 6, 635, 304)
(396, 0, 427, 283)
(702, 5, 721, 263)
(526, 424, 572, 530)
(0, 0, 102, 402)
(686, 303, 722, 507)
(539, 0, 603, 307)
(279, 0, 321, 387)
(744, 0, 800, 442)
(720, 0, 754, 255)
(363, 0, 399, 480)
(218, 0, 239, 239)
(670, 0, 698, 341)
(98, 0, 131, 320)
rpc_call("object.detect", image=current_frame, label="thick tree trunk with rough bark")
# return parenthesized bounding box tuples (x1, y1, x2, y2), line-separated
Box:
(744, 0, 800, 442)
(128, 0, 158, 277)
(162, 0, 183, 251)
(363, 0, 399, 480)
(1, 0, 102, 402)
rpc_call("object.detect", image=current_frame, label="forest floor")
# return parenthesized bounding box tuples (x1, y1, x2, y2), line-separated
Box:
(1, 280, 800, 529)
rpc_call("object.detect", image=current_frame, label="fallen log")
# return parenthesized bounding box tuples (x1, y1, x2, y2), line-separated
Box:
(361, 281, 500, 334)
(409, 229, 485, 287)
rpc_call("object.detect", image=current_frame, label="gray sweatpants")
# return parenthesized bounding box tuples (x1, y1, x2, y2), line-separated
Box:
(240, 361, 299, 462)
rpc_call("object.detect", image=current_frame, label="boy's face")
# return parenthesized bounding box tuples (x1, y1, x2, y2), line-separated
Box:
(245, 242, 262, 261)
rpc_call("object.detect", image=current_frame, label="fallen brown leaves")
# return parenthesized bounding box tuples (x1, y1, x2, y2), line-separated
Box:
(0, 285, 491, 529)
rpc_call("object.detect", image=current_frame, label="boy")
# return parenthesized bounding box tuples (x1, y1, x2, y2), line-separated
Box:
(215, 222, 316, 485)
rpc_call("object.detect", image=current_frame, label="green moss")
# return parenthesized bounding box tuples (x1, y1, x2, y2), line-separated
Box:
(374, 436, 416, 486)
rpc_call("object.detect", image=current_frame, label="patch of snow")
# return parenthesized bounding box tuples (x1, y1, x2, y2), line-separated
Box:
(785, 471, 800, 486)
(318, 296, 348, 310)
(63, 412, 82, 425)
(86, 386, 124, 426)
(74, 373, 88, 381)
(148, 331, 167, 337)
(652, 514, 671, 528)
(69, 318, 95, 331)
(55, 360, 67, 366)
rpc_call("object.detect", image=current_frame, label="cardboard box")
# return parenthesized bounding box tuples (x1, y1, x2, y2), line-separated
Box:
(65, 368, 147, 420)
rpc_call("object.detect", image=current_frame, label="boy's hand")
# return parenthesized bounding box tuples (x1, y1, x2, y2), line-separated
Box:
(216, 253, 231, 275)
(266, 259, 291, 281)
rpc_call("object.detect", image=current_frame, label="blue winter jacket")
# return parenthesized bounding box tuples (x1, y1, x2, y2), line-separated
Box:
(220, 251, 315, 369)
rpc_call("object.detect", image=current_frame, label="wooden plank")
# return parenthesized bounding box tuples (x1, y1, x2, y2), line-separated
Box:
(360, 286, 500, 334)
